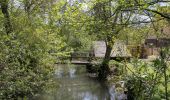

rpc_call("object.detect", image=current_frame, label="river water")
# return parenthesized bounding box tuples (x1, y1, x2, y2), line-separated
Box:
(34, 64, 124, 100)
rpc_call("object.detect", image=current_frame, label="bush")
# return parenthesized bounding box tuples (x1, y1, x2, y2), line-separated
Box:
(0, 29, 55, 99)
(123, 59, 170, 100)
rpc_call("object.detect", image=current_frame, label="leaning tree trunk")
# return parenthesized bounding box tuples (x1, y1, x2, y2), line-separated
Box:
(0, 0, 12, 34)
(98, 41, 113, 80)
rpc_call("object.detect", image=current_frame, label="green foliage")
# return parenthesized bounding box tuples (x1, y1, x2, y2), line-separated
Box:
(0, 0, 70, 99)
(0, 31, 53, 99)
(123, 58, 170, 100)
(0, 0, 170, 99)
(52, 1, 94, 51)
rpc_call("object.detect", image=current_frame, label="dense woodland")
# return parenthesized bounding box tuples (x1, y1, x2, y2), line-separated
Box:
(0, 0, 170, 100)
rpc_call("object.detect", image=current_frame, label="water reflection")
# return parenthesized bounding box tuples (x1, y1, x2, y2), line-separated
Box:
(78, 92, 98, 100)
(34, 64, 125, 100)
(109, 85, 116, 100)
(55, 67, 63, 78)
(69, 67, 76, 78)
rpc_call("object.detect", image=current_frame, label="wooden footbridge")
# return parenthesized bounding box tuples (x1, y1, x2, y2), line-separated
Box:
(70, 52, 91, 65)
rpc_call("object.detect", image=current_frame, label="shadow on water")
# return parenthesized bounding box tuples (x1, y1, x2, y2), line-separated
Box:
(33, 64, 121, 100)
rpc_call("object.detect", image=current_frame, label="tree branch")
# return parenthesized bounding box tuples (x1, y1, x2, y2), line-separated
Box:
(145, 9, 170, 20)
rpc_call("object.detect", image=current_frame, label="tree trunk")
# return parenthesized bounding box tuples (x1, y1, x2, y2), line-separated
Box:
(1, 0, 12, 34)
(163, 64, 168, 100)
(160, 49, 168, 100)
(98, 41, 113, 80)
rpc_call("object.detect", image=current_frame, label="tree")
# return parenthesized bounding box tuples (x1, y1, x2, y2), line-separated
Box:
(0, 0, 12, 34)
(0, 0, 71, 99)
(89, 0, 135, 79)
(72, 0, 169, 80)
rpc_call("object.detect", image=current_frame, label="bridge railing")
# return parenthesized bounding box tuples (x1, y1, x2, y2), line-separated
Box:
(70, 52, 90, 62)
(71, 52, 90, 58)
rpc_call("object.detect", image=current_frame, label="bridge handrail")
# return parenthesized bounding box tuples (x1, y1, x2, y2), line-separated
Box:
(71, 52, 90, 58)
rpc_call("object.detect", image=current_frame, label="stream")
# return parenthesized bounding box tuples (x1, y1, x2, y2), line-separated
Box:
(34, 64, 125, 100)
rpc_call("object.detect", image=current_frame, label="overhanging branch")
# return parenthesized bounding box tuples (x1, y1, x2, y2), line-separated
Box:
(145, 9, 170, 20)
